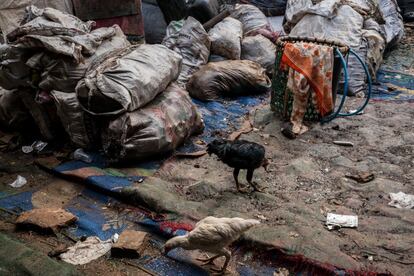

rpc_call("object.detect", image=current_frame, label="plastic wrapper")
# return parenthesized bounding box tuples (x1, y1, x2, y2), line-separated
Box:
(102, 83, 204, 162)
(187, 60, 271, 101)
(76, 44, 182, 116)
(208, 17, 243, 60)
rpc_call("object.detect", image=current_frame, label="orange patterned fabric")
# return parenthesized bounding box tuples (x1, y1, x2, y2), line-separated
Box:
(281, 42, 335, 116)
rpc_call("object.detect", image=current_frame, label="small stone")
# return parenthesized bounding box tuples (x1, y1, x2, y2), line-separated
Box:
(187, 180, 219, 199)
(254, 108, 274, 126)
(309, 144, 341, 159)
(111, 230, 149, 258)
(344, 198, 364, 209)
(287, 158, 319, 176)
(345, 172, 375, 183)
(16, 208, 77, 231)
(256, 214, 267, 220)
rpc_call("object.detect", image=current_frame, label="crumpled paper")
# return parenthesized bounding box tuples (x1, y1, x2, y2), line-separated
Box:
(60, 236, 112, 265)
(326, 213, 358, 230)
(389, 192, 414, 209)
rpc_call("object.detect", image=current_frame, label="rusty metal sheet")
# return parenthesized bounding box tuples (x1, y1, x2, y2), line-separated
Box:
(72, 0, 141, 20)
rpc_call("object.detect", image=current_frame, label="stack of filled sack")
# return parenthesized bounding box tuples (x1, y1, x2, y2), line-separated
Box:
(0, 6, 204, 162)
(161, 4, 276, 101)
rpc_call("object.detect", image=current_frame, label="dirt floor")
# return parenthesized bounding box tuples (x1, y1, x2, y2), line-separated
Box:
(157, 98, 413, 275)
(153, 27, 414, 275)
(0, 25, 413, 276)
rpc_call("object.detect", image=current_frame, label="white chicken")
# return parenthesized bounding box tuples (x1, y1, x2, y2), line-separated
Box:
(163, 216, 260, 273)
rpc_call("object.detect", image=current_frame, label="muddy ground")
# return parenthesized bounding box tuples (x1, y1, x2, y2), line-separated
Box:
(158, 98, 413, 275)
(154, 27, 414, 275)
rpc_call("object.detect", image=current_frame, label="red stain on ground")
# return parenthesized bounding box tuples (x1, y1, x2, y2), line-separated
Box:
(160, 221, 194, 232)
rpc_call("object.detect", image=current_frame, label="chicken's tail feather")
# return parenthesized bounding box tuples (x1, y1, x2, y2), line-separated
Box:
(232, 218, 261, 233)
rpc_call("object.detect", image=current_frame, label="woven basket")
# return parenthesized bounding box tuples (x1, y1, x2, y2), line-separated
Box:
(271, 36, 349, 122)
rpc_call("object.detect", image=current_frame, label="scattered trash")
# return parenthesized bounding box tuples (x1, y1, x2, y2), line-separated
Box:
(21, 141, 48, 154)
(333, 141, 355, 147)
(326, 213, 358, 230)
(368, 255, 374, 262)
(256, 214, 268, 220)
(345, 172, 375, 183)
(9, 175, 27, 188)
(111, 230, 149, 258)
(388, 192, 414, 209)
(349, 109, 364, 115)
(60, 236, 112, 265)
(16, 208, 77, 231)
(73, 148, 93, 163)
(21, 145, 34, 154)
(112, 233, 120, 243)
(33, 141, 48, 153)
(289, 232, 299, 238)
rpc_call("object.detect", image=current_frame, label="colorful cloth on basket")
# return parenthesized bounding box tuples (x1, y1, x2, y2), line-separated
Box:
(281, 42, 335, 117)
